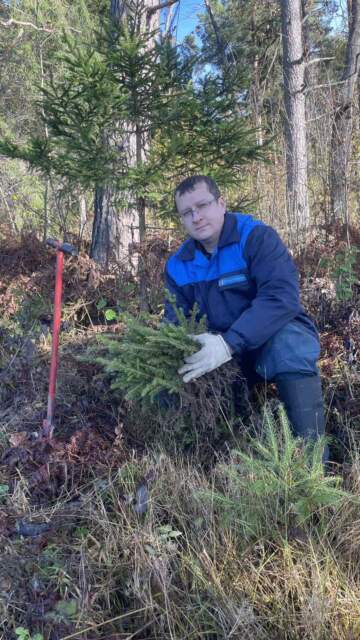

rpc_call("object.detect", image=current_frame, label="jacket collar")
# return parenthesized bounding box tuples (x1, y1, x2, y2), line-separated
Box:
(177, 212, 240, 261)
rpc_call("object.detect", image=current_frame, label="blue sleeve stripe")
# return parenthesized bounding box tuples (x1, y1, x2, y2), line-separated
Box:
(219, 274, 247, 286)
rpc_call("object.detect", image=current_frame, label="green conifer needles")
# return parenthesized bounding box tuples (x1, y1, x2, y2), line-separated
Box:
(207, 406, 355, 541)
(98, 301, 206, 403)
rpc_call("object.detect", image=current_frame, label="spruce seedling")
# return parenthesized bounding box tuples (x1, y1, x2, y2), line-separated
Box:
(98, 295, 207, 402)
(206, 406, 355, 541)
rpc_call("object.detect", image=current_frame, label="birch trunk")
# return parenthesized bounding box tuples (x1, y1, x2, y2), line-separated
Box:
(79, 194, 87, 242)
(280, 0, 309, 240)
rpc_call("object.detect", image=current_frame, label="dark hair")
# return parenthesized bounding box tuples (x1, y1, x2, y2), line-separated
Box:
(174, 175, 221, 209)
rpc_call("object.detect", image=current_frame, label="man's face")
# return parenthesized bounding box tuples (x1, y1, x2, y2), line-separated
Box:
(175, 182, 226, 249)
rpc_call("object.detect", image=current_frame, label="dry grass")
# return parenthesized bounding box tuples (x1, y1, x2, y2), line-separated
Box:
(0, 326, 359, 638)
(37, 425, 358, 640)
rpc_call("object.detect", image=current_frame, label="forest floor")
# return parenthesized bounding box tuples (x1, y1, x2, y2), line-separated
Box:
(0, 226, 359, 640)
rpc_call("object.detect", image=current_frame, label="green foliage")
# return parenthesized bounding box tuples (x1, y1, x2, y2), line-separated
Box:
(105, 308, 117, 321)
(12, 289, 51, 333)
(0, 0, 102, 237)
(197, 0, 340, 131)
(331, 246, 359, 302)
(207, 406, 353, 542)
(39, 47, 121, 183)
(97, 298, 206, 402)
(0, 158, 45, 235)
(152, 75, 267, 215)
(0, 0, 101, 141)
(0, 484, 9, 504)
(0, 12, 266, 220)
(199, 1, 280, 81)
(15, 628, 43, 640)
(54, 598, 77, 620)
(38, 546, 74, 599)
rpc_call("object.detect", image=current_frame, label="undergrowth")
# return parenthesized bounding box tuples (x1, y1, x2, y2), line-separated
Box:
(40, 408, 360, 639)
(207, 406, 353, 542)
(0, 231, 359, 639)
(2, 406, 359, 640)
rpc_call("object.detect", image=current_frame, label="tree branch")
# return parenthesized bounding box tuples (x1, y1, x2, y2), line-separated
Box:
(306, 56, 335, 66)
(0, 18, 53, 32)
(204, 0, 229, 67)
(146, 0, 179, 17)
(306, 65, 360, 92)
(0, 18, 81, 34)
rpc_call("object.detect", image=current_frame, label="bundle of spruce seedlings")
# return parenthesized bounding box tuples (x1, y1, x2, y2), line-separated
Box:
(97, 302, 248, 455)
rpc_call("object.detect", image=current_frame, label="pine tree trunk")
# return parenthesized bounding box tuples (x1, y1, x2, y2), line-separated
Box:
(280, 0, 310, 240)
(90, 0, 161, 270)
(330, 0, 360, 222)
(110, 0, 125, 19)
(90, 0, 140, 268)
(135, 121, 148, 311)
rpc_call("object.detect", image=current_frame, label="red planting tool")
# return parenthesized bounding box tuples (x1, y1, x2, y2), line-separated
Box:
(42, 239, 78, 438)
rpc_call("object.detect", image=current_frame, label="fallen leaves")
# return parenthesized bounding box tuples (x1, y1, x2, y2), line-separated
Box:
(1, 427, 128, 505)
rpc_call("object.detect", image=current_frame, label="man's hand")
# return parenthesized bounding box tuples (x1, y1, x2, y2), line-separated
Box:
(178, 333, 233, 383)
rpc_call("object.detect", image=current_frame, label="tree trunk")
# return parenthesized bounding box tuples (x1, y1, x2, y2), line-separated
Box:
(330, 0, 360, 222)
(0, 183, 18, 235)
(90, 0, 139, 268)
(90, 185, 138, 268)
(135, 121, 148, 310)
(42, 178, 49, 242)
(90, 0, 161, 270)
(90, 186, 120, 264)
(79, 194, 87, 243)
(280, 0, 310, 240)
(110, 0, 125, 20)
(204, 0, 228, 69)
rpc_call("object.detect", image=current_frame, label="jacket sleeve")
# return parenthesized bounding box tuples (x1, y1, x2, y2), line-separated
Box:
(164, 262, 193, 324)
(223, 225, 301, 353)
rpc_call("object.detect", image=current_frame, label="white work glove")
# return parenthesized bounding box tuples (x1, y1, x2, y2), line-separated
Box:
(178, 333, 233, 383)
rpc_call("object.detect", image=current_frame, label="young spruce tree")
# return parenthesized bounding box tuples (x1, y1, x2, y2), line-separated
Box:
(0, 1, 265, 261)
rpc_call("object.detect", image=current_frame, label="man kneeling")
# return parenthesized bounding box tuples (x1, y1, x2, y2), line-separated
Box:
(164, 175, 326, 457)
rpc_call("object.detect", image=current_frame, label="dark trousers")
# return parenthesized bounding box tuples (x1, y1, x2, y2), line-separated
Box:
(236, 319, 327, 457)
(241, 319, 320, 382)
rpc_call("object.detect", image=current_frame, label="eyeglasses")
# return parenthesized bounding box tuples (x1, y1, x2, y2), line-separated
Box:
(179, 197, 217, 220)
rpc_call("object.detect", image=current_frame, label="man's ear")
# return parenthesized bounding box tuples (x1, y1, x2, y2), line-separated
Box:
(218, 196, 226, 211)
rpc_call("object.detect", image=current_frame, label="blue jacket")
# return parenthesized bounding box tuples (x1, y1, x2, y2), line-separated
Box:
(164, 212, 318, 354)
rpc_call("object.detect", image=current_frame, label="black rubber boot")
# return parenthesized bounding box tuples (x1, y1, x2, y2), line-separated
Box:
(274, 373, 329, 462)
